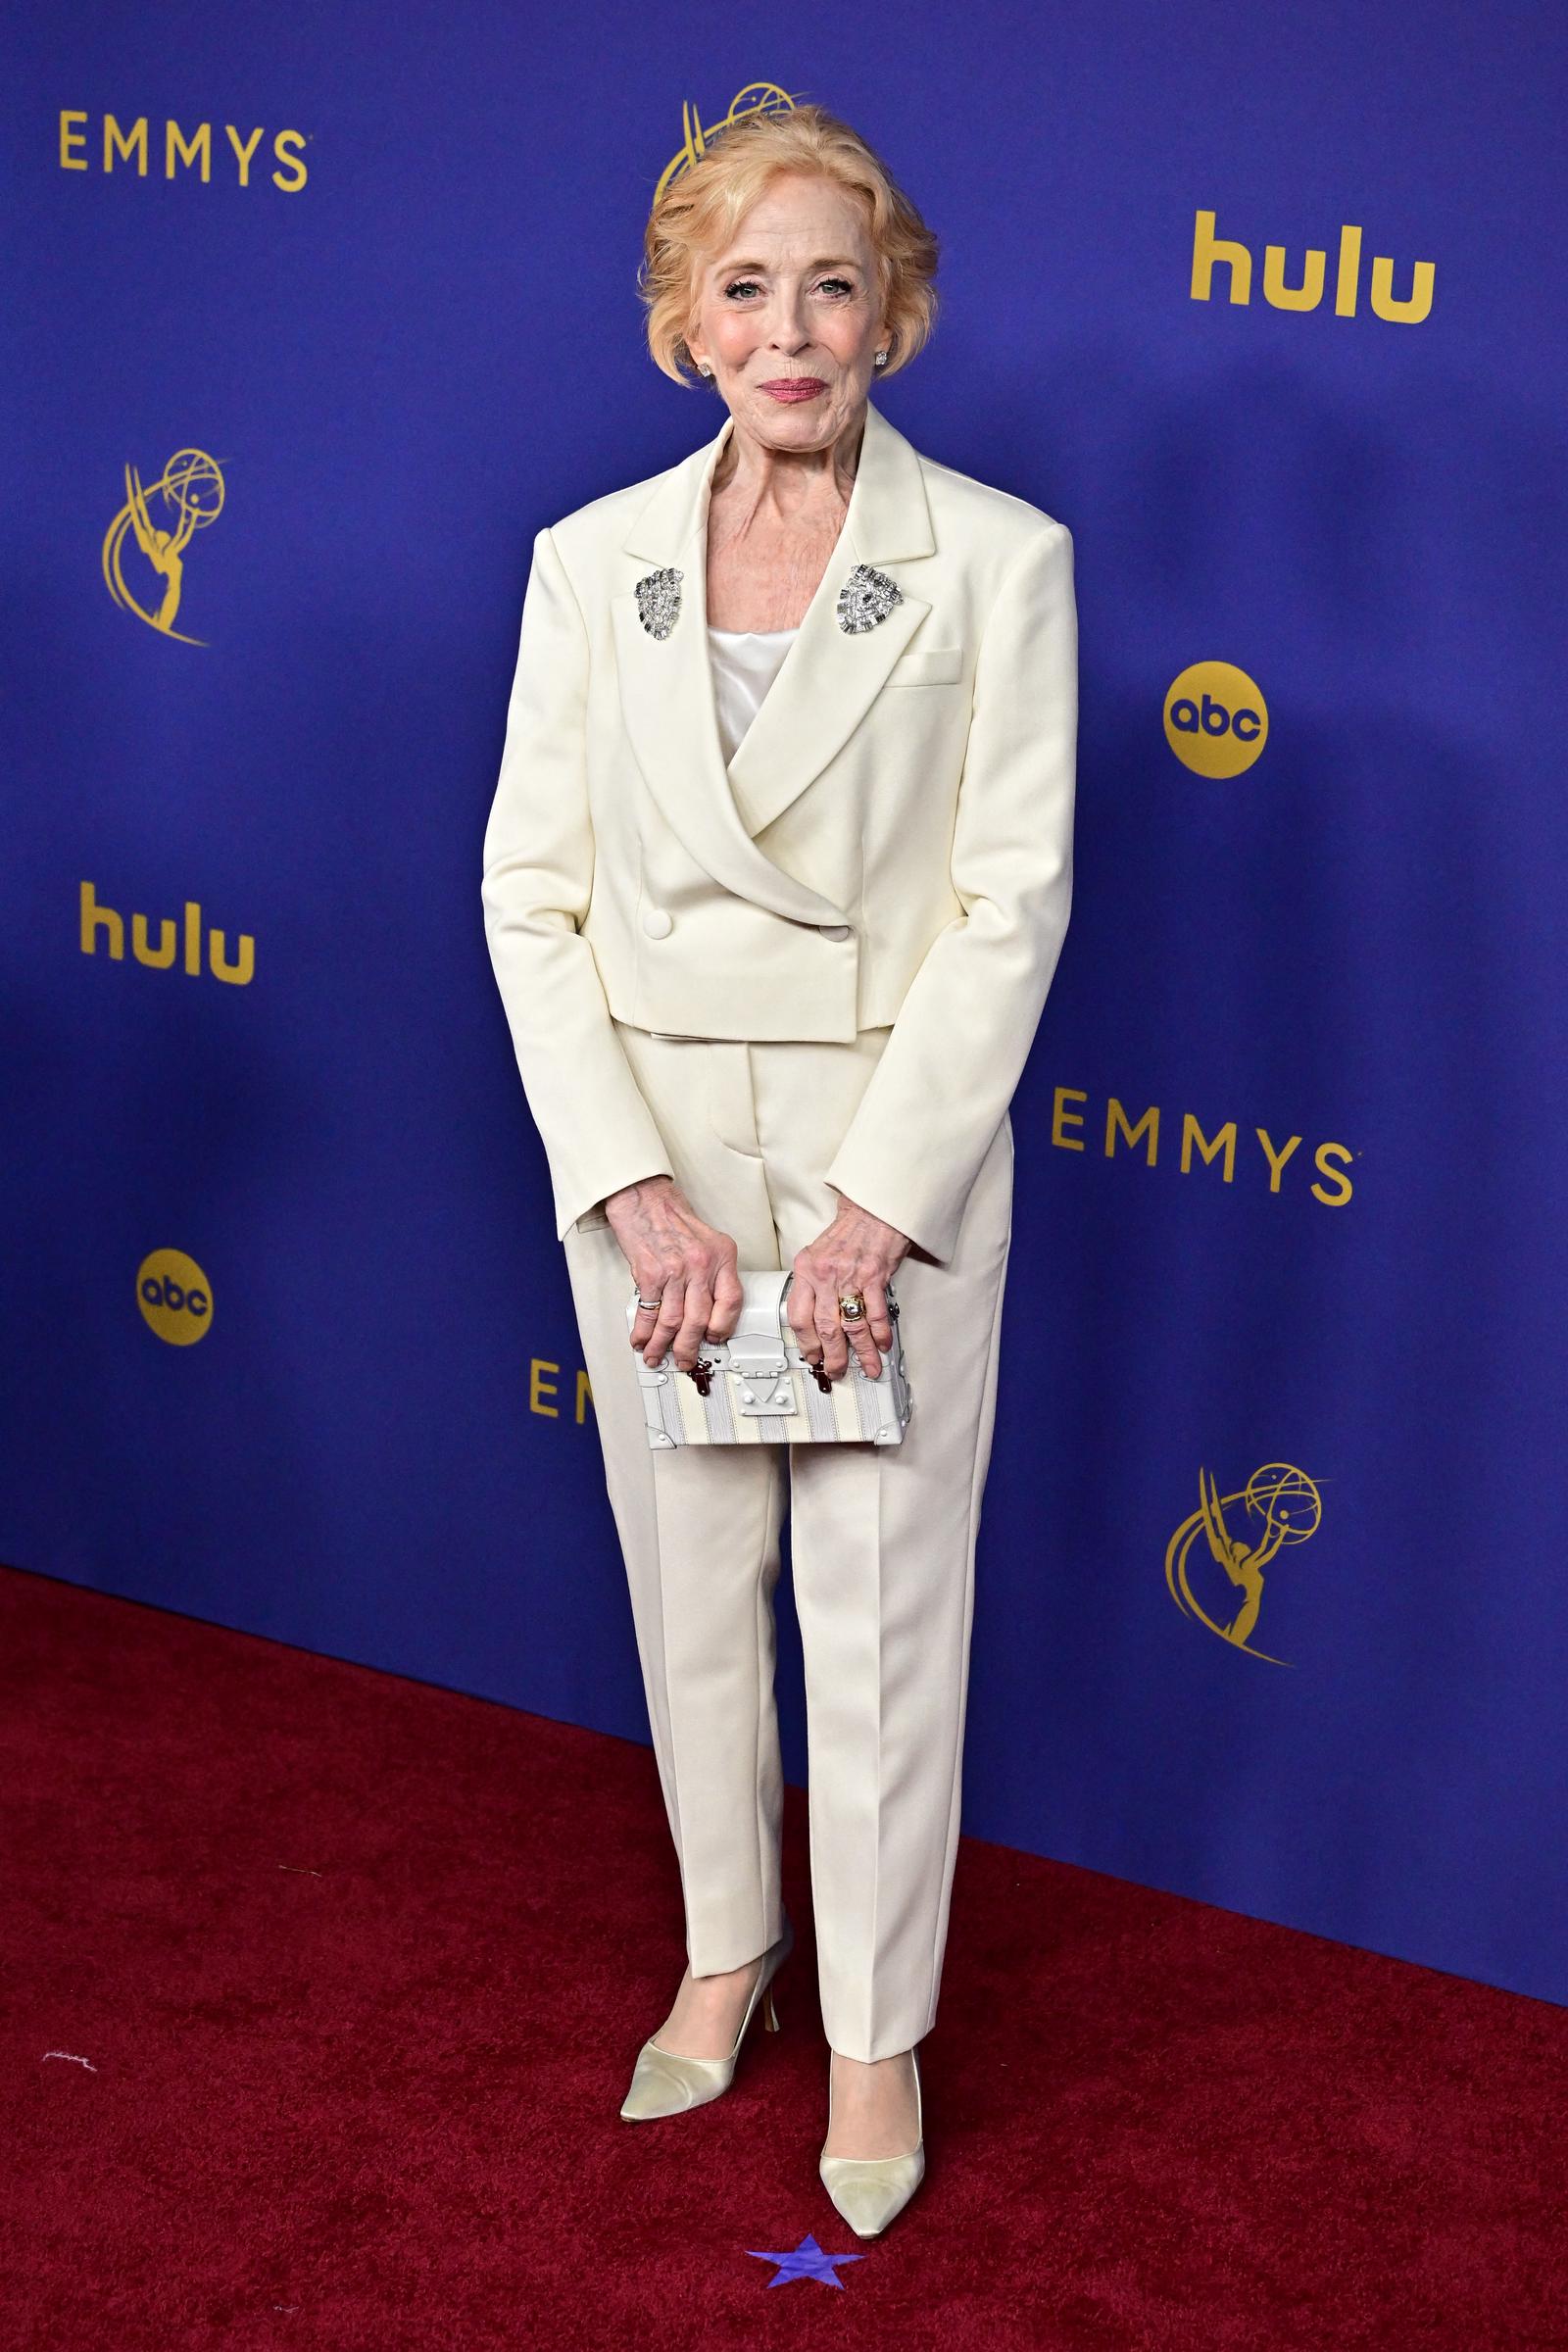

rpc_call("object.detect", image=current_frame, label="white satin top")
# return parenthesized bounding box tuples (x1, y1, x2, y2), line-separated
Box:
(708, 624, 799, 766)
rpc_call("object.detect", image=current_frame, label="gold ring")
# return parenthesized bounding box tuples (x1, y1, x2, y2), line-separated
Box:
(838, 1291, 866, 1322)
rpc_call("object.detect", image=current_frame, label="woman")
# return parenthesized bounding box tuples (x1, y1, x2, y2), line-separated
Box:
(481, 103, 1076, 2236)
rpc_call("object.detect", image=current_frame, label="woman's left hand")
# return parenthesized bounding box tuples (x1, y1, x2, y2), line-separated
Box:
(789, 1195, 911, 1382)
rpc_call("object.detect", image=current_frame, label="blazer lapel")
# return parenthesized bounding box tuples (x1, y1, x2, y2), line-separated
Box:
(727, 405, 934, 840)
(613, 399, 937, 921)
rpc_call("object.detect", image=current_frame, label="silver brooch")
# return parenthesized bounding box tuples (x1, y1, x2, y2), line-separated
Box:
(635, 566, 683, 639)
(836, 562, 904, 634)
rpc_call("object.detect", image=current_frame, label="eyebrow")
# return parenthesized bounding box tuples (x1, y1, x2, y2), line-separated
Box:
(712, 254, 862, 274)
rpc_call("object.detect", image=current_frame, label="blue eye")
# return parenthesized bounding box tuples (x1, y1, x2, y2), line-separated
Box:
(722, 278, 760, 300)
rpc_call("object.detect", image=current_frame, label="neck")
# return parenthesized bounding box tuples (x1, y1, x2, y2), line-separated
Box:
(711, 405, 867, 518)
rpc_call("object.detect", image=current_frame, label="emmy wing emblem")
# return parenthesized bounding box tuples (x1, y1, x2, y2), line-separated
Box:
(836, 562, 904, 633)
(635, 565, 684, 639)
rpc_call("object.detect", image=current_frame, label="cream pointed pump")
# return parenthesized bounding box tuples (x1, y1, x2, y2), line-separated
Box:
(619, 1915, 795, 2123)
(818, 2045, 926, 2237)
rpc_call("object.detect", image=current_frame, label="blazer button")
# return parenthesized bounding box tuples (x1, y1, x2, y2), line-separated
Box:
(641, 906, 674, 939)
(818, 922, 852, 942)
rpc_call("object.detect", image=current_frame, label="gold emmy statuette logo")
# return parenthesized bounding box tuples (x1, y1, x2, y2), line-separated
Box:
(656, 82, 797, 202)
(1164, 661, 1268, 778)
(1191, 210, 1434, 324)
(102, 448, 225, 644)
(1165, 1461, 1323, 1666)
(136, 1249, 214, 1346)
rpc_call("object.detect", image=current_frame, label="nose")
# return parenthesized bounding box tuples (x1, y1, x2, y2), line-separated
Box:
(769, 287, 812, 351)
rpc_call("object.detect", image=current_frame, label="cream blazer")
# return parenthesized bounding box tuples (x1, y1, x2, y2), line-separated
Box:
(481, 396, 1077, 1265)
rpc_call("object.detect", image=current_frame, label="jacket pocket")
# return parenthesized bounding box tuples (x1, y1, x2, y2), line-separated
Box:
(888, 645, 963, 687)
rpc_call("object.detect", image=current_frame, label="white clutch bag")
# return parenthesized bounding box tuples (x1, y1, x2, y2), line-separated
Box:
(625, 1270, 913, 1448)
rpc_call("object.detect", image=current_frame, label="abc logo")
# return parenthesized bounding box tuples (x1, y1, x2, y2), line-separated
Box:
(1164, 662, 1269, 778)
(136, 1248, 214, 1346)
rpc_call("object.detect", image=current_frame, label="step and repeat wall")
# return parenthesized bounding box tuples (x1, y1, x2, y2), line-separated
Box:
(5, 5, 1564, 2006)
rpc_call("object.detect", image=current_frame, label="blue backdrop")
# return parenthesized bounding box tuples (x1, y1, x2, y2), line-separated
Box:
(5, 2, 1565, 2008)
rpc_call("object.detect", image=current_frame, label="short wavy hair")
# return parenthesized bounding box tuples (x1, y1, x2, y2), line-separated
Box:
(640, 102, 940, 387)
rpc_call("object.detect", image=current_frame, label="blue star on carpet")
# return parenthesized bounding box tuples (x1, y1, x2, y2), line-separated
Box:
(747, 2231, 865, 2288)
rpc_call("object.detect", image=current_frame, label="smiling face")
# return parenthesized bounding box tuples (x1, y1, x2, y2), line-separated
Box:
(685, 171, 889, 453)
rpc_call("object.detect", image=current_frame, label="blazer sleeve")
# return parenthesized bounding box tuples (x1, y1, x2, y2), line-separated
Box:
(481, 523, 674, 1242)
(821, 519, 1077, 1264)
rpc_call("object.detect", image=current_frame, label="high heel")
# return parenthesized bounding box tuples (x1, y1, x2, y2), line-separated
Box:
(818, 2045, 925, 2236)
(619, 1914, 795, 2123)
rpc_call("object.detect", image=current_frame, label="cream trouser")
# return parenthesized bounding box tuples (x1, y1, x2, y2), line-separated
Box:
(562, 1016, 1014, 2062)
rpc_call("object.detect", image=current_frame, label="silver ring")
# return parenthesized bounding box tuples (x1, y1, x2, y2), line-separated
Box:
(635, 1294, 663, 1310)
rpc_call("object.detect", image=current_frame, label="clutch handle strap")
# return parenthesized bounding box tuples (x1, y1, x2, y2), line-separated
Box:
(724, 1269, 792, 1376)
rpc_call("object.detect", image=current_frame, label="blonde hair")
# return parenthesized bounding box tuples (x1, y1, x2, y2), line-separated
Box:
(639, 103, 940, 387)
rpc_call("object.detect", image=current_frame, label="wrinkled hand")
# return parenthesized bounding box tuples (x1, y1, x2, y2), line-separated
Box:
(789, 1195, 910, 1382)
(605, 1175, 743, 1373)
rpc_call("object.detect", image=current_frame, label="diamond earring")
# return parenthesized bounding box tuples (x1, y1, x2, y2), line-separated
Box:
(874, 351, 888, 368)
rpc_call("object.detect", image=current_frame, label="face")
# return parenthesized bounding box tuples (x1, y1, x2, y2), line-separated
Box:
(685, 171, 888, 452)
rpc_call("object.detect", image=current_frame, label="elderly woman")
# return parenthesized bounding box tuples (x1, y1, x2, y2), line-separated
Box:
(481, 103, 1076, 2235)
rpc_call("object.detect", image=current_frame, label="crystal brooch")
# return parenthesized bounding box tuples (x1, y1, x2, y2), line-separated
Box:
(635, 566, 684, 639)
(836, 563, 904, 634)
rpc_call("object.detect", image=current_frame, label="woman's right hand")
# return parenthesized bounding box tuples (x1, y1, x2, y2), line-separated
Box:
(605, 1175, 744, 1373)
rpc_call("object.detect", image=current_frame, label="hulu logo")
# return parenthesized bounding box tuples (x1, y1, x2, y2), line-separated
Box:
(1191, 208, 1434, 323)
(79, 880, 254, 985)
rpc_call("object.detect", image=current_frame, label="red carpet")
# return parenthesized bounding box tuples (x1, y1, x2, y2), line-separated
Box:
(5, 1560, 1564, 2350)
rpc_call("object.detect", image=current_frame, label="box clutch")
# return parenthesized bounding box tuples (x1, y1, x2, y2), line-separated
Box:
(624, 1269, 912, 1448)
